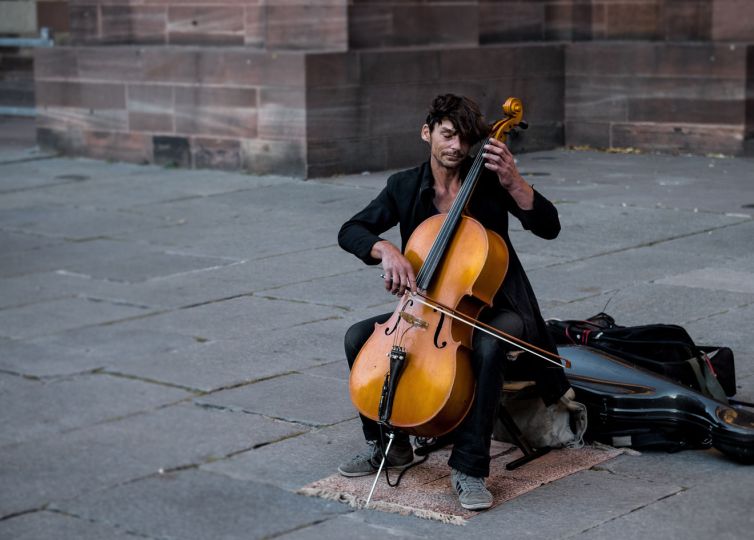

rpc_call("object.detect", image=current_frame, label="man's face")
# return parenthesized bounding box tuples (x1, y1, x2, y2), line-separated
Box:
(421, 119, 470, 171)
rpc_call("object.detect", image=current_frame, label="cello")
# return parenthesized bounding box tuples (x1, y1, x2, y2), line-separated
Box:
(348, 98, 568, 442)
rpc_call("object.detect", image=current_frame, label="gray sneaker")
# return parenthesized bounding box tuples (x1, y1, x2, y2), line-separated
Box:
(450, 468, 493, 510)
(338, 439, 414, 477)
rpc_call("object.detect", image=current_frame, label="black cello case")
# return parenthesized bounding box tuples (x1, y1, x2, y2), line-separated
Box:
(557, 344, 754, 463)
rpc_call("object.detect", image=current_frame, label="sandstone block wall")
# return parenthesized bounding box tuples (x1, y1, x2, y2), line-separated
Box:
(28, 0, 754, 176)
(68, 0, 348, 50)
(35, 46, 307, 174)
(565, 42, 752, 155)
(305, 44, 565, 177)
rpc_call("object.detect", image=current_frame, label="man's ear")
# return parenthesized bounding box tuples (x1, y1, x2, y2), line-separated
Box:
(421, 124, 431, 143)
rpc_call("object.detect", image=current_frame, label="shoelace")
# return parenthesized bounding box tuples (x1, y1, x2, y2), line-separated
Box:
(455, 472, 487, 494)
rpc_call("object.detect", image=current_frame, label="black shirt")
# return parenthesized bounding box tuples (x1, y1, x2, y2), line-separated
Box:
(338, 160, 570, 404)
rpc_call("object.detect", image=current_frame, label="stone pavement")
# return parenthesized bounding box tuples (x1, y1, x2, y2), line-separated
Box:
(1, 119, 753, 538)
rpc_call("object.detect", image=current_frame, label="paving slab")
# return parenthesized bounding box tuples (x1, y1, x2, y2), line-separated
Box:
(302, 359, 350, 381)
(197, 371, 355, 427)
(0, 229, 64, 254)
(55, 468, 348, 540)
(204, 179, 369, 216)
(1, 139, 753, 538)
(576, 469, 754, 540)
(0, 238, 188, 279)
(0, 271, 77, 310)
(0, 296, 152, 339)
(62, 248, 239, 284)
(0, 325, 199, 377)
(511, 203, 746, 262)
(529, 246, 707, 305)
(204, 419, 364, 490)
(656, 267, 754, 295)
(0, 204, 182, 241)
(0, 265, 247, 311)
(594, 448, 744, 487)
(116, 215, 339, 260)
(260, 267, 400, 311)
(0, 403, 303, 517)
(517, 150, 754, 216)
(0, 372, 190, 447)
(543, 281, 754, 329)
(275, 512, 448, 540)
(106, 315, 349, 391)
(0, 510, 136, 540)
(117, 294, 343, 340)
(656, 219, 754, 258)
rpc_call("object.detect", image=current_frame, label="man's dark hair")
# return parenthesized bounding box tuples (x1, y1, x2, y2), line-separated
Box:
(425, 94, 488, 145)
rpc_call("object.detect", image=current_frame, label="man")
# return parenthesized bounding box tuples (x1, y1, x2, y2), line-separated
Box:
(337, 94, 570, 511)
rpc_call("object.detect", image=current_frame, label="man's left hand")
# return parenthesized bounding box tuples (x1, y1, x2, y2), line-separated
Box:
(482, 138, 534, 210)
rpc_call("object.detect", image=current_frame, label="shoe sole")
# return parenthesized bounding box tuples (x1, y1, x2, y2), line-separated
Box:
(338, 460, 414, 478)
(460, 500, 493, 511)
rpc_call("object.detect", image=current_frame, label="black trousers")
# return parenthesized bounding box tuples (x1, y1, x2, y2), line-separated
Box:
(345, 308, 524, 478)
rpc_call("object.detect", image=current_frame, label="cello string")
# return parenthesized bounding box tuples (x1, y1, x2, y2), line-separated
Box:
(417, 138, 491, 287)
(410, 294, 570, 369)
(418, 138, 487, 285)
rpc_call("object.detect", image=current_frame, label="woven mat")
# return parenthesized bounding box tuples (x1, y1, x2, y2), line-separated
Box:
(299, 441, 623, 525)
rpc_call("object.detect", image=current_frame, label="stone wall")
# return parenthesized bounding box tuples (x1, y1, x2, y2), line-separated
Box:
(477, 0, 754, 43)
(68, 0, 348, 50)
(305, 44, 565, 177)
(565, 42, 752, 155)
(34, 42, 565, 177)
(35, 45, 307, 174)
(31, 0, 754, 176)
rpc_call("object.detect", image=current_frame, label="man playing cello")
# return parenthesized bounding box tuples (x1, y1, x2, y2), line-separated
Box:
(337, 94, 571, 510)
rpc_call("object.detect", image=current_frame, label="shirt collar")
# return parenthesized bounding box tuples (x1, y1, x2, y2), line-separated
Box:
(419, 157, 475, 199)
(419, 161, 434, 199)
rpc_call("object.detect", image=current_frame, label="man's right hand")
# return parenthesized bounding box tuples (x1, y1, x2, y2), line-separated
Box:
(371, 240, 417, 296)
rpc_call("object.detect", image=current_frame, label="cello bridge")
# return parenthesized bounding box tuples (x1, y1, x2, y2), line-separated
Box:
(399, 311, 428, 329)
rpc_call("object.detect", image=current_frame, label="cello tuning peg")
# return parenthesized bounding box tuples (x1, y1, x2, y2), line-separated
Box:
(518, 120, 529, 130)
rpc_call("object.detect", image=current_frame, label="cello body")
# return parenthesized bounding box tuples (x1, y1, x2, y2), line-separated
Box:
(349, 214, 509, 437)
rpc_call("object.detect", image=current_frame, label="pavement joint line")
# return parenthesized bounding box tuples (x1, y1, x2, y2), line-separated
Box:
(0, 225, 112, 243)
(0, 368, 45, 382)
(245, 242, 341, 263)
(101, 369, 205, 395)
(20, 394, 202, 442)
(286, 314, 345, 329)
(252, 292, 351, 312)
(573, 199, 752, 218)
(565, 486, 687, 538)
(134, 262, 247, 284)
(44, 508, 157, 540)
(541, 218, 753, 270)
(194, 400, 340, 429)
(184, 370, 303, 398)
(79, 295, 155, 310)
(0, 153, 59, 169)
(264, 517, 339, 540)
(679, 300, 754, 326)
(249, 430, 310, 450)
(0, 505, 50, 523)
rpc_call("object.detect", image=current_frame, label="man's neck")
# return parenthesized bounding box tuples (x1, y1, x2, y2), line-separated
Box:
(430, 159, 464, 212)
(430, 160, 462, 193)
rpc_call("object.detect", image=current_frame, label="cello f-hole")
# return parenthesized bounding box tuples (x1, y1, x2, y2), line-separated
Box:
(385, 298, 414, 336)
(433, 310, 447, 349)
